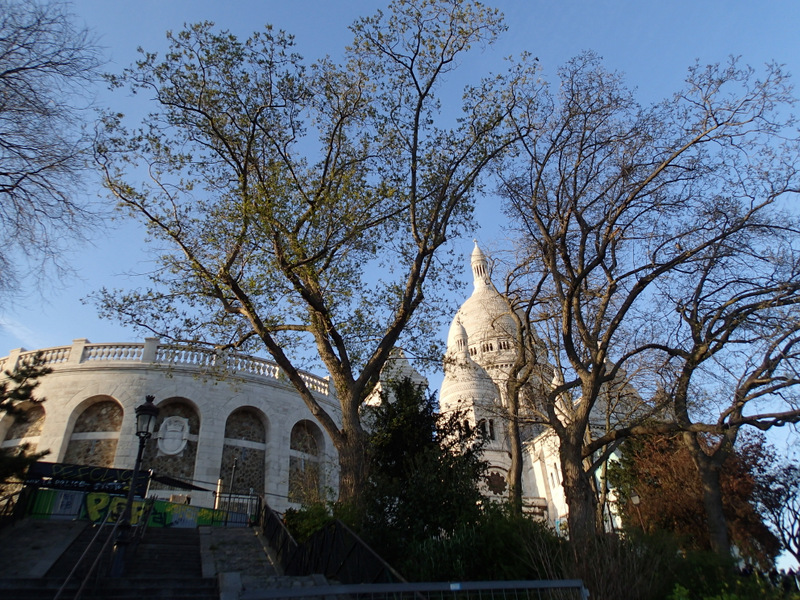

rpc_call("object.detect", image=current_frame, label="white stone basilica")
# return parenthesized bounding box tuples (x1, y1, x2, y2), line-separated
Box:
(440, 242, 568, 528)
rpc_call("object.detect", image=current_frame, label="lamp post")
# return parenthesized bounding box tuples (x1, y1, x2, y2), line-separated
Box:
(630, 492, 646, 531)
(111, 395, 160, 577)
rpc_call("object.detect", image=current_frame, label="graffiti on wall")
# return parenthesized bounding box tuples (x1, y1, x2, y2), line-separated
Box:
(28, 488, 229, 527)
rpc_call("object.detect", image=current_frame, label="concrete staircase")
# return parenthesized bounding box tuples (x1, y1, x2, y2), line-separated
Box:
(0, 518, 335, 599)
(0, 521, 218, 600)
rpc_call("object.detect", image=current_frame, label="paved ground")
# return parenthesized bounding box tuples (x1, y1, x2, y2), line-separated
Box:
(200, 525, 286, 596)
(0, 518, 87, 578)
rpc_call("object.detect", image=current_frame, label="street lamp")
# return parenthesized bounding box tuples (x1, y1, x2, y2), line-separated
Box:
(630, 492, 646, 531)
(111, 395, 160, 577)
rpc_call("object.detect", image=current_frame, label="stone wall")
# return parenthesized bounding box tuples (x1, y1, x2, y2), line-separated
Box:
(63, 439, 118, 467)
(4, 405, 45, 442)
(220, 445, 265, 496)
(221, 407, 267, 494)
(143, 400, 199, 483)
(71, 399, 123, 433)
(225, 408, 266, 442)
(0, 339, 342, 512)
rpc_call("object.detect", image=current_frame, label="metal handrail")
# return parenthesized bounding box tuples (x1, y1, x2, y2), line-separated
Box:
(285, 519, 406, 584)
(0, 488, 22, 518)
(240, 579, 591, 600)
(72, 517, 122, 600)
(257, 497, 298, 568)
(53, 508, 118, 600)
(131, 497, 156, 545)
(0, 485, 33, 529)
(256, 497, 404, 585)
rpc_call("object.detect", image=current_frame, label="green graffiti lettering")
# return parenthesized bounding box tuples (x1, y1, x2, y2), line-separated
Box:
(85, 492, 110, 522)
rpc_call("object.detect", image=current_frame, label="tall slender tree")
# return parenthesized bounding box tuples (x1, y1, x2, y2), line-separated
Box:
(498, 52, 800, 542)
(95, 0, 537, 504)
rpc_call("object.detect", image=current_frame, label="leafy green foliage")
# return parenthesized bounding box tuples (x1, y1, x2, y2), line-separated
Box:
(0, 354, 50, 483)
(283, 503, 334, 544)
(407, 503, 564, 581)
(359, 377, 487, 567)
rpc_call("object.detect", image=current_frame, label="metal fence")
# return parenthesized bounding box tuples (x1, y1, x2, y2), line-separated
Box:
(214, 492, 261, 526)
(258, 498, 298, 567)
(240, 580, 590, 600)
(257, 497, 404, 586)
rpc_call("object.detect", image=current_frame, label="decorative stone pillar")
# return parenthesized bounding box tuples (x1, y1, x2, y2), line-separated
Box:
(142, 337, 160, 364)
(4, 348, 24, 372)
(68, 339, 90, 364)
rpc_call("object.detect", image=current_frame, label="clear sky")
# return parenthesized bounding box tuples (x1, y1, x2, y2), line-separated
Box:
(2, 0, 799, 567)
(4, 0, 799, 355)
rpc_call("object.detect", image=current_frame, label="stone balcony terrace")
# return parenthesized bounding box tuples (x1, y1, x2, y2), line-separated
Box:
(0, 338, 333, 398)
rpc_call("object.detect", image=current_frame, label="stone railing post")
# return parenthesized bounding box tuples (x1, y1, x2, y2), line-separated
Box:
(68, 339, 89, 364)
(4, 348, 24, 372)
(142, 337, 160, 363)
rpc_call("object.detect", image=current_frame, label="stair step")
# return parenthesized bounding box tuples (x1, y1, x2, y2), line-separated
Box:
(0, 577, 218, 600)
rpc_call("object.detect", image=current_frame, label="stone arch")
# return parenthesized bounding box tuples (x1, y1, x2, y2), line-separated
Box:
(288, 420, 324, 504)
(63, 396, 123, 467)
(220, 406, 268, 496)
(477, 418, 496, 441)
(143, 397, 200, 484)
(1, 403, 46, 452)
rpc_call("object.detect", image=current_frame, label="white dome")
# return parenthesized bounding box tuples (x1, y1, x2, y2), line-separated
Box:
(440, 327, 500, 414)
(446, 242, 517, 368)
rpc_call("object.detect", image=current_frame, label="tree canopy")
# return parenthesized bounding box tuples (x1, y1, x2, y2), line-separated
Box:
(360, 378, 486, 567)
(496, 52, 800, 542)
(0, 354, 50, 483)
(95, 0, 536, 503)
(754, 451, 800, 565)
(0, 0, 102, 296)
(609, 432, 780, 569)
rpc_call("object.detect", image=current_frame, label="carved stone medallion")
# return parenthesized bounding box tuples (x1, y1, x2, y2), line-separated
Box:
(156, 416, 189, 455)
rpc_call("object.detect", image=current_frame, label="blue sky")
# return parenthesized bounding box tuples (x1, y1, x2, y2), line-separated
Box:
(4, 0, 799, 355)
(2, 0, 800, 355)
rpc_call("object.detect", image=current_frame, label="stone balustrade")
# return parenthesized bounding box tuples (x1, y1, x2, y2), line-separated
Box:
(0, 338, 331, 396)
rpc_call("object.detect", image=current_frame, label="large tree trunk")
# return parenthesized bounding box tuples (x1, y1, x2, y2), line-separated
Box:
(683, 432, 731, 557)
(560, 431, 599, 541)
(332, 402, 369, 506)
(507, 414, 524, 515)
(334, 429, 368, 506)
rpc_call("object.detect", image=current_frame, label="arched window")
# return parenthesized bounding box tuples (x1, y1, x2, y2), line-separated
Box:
(2, 404, 45, 444)
(63, 398, 122, 468)
(288, 420, 323, 504)
(221, 407, 267, 496)
(143, 398, 200, 483)
(478, 419, 496, 441)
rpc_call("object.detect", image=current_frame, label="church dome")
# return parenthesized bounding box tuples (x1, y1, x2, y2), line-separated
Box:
(440, 318, 500, 413)
(447, 242, 517, 367)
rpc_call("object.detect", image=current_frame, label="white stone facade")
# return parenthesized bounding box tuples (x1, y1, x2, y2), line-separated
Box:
(439, 243, 569, 528)
(0, 338, 339, 513)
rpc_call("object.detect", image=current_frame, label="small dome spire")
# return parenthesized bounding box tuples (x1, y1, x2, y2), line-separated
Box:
(471, 240, 490, 288)
(445, 317, 469, 356)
